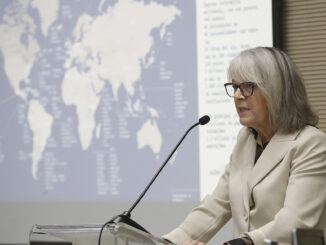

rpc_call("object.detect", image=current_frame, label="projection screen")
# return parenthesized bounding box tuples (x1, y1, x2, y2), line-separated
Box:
(0, 0, 280, 243)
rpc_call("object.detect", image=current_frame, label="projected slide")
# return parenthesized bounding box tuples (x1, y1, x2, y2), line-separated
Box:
(0, 0, 272, 202)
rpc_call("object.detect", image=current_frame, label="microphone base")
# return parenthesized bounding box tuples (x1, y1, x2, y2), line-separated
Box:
(108, 212, 150, 234)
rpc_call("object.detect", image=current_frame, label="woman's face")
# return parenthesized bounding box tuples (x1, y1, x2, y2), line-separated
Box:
(233, 81, 271, 137)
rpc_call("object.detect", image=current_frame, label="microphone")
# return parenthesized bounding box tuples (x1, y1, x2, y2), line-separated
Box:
(199, 115, 210, 125)
(98, 115, 210, 244)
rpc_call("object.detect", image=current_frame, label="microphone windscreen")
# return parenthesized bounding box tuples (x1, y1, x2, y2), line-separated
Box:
(199, 115, 210, 125)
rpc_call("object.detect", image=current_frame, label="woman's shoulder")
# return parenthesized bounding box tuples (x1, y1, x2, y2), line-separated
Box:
(297, 125, 326, 143)
(292, 125, 326, 155)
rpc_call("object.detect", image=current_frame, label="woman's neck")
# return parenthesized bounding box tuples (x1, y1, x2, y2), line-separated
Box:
(255, 124, 273, 144)
(258, 129, 273, 144)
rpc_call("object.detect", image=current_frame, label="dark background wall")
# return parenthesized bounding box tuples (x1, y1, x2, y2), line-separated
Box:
(282, 0, 326, 132)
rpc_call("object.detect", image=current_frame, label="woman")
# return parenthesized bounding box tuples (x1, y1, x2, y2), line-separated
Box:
(164, 47, 326, 245)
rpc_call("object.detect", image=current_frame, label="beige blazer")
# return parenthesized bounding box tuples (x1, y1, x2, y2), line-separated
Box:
(164, 126, 326, 245)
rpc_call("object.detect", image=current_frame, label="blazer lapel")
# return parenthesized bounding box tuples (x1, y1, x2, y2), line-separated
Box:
(240, 132, 256, 214)
(247, 130, 300, 194)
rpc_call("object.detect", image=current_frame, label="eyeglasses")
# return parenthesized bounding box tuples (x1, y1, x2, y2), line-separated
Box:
(224, 82, 256, 98)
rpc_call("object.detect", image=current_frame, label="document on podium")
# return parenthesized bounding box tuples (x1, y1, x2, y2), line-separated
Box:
(30, 223, 172, 245)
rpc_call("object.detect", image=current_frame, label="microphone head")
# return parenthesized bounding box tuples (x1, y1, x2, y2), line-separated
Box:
(199, 115, 210, 125)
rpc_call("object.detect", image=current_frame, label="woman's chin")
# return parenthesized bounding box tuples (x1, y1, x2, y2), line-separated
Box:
(239, 118, 251, 127)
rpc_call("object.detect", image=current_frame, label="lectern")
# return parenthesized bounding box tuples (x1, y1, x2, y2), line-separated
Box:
(30, 223, 172, 245)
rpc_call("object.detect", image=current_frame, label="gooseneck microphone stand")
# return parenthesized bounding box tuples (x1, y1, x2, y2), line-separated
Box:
(98, 115, 210, 245)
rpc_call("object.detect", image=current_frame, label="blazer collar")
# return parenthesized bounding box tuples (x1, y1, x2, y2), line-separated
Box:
(246, 129, 301, 193)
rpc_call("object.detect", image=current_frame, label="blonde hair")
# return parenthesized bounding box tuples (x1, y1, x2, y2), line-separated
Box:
(228, 47, 318, 133)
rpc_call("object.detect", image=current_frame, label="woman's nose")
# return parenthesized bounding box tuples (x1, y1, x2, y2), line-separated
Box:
(234, 88, 244, 99)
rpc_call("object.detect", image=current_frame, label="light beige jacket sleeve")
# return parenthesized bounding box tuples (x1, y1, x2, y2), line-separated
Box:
(164, 161, 233, 244)
(164, 126, 326, 245)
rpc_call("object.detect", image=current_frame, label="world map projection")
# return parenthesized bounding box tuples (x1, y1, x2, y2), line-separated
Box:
(0, 0, 199, 201)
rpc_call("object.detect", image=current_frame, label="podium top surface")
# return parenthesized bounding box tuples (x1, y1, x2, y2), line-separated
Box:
(30, 223, 172, 245)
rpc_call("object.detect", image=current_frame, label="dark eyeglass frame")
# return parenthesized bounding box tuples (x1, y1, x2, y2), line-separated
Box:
(224, 82, 256, 98)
